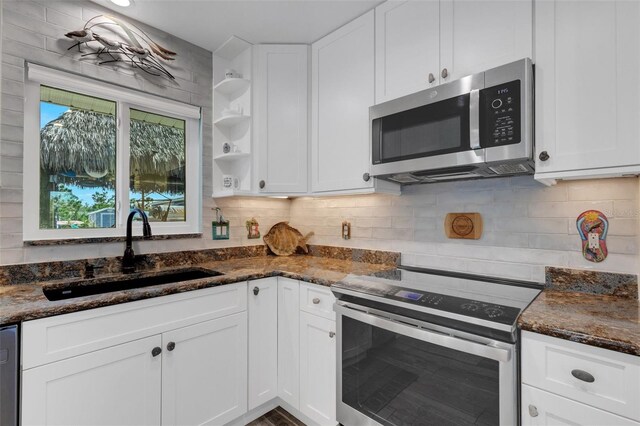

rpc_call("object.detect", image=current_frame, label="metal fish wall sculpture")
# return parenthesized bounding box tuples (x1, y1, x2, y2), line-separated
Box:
(64, 15, 177, 80)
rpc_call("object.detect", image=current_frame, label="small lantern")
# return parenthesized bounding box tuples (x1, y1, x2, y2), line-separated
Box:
(246, 217, 260, 239)
(212, 207, 230, 240)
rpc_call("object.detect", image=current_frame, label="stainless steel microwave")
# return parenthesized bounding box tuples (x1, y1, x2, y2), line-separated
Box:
(370, 58, 534, 184)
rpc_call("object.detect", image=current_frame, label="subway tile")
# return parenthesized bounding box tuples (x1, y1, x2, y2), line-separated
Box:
(1, 93, 24, 112)
(3, 22, 46, 49)
(3, 1, 46, 21)
(0, 248, 24, 265)
(568, 177, 638, 201)
(528, 201, 614, 218)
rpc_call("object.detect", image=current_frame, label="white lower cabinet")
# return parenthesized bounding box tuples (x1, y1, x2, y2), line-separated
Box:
(21, 282, 248, 426)
(248, 277, 279, 410)
(278, 277, 301, 408)
(299, 311, 337, 425)
(162, 313, 248, 425)
(522, 385, 639, 426)
(22, 335, 162, 426)
(521, 331, 640, 426)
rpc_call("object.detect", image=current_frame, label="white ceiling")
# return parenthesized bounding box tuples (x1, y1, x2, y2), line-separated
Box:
(91, 0, 384, 52)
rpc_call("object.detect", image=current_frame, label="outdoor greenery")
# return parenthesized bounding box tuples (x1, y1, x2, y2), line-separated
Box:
(49, 187, 115, 228)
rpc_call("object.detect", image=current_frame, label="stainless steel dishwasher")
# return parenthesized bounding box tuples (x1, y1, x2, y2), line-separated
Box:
(0, 325, 18, 426)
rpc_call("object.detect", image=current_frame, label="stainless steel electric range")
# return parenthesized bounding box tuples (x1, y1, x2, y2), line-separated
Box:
(331, 266, 542, 426)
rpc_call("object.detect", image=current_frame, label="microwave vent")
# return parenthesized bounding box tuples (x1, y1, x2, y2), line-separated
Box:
(489, 163, 531, 175)
(389, 173, 423, 183)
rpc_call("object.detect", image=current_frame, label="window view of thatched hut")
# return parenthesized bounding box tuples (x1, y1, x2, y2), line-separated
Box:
(39, 86, 186, 230)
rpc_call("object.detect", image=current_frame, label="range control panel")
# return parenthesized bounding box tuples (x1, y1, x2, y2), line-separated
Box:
(479, 79, 521, 148)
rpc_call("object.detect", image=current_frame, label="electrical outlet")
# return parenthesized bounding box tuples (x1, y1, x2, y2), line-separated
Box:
(342, 221, 351, 240)
(588, 233, 599, 249)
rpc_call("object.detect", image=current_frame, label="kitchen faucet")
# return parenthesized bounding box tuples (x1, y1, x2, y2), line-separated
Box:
(122, 208, 152, 273)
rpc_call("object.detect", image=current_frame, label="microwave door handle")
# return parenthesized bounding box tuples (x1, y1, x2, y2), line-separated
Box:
(469, 89, 481, 149)
(334, 303, 511, 363)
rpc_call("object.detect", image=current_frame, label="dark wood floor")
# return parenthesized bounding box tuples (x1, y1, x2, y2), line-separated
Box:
(247, 407, 306, 426)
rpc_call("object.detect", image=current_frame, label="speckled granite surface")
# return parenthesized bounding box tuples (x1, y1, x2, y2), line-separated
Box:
(518, 290, 640, 356)
(0, 250, 398, 325)
(546, 266, 638, 299)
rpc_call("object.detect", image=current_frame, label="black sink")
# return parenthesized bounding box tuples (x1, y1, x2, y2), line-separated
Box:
(43, 269, 224, 301)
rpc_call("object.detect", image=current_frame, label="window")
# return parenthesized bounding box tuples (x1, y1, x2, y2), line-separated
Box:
(24, 65, 201, 241)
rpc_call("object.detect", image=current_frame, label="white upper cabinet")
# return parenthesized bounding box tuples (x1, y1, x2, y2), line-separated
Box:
(255, 45, 309, 194)
(374, 0, 532, 103)
(534, 0, 640, 181)
(311, 10, 377, 193)
(439, 0, 532, 82)
(375, 1, 440, 103)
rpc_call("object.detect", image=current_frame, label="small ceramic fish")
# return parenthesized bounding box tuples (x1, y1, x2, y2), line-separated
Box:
(263, 222, 314, 256)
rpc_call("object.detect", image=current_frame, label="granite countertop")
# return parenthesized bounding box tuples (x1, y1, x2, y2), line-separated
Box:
(0, 254, 397, 325)
(518, 268, 640, 356)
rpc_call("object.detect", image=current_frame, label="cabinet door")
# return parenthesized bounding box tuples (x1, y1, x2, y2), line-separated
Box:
(278, 277, 300, 408)
(162, 312, 248, 426)
(22, 335, 162, 426)
(299, 312, 337, 425)
(256, 45, 308, 193)
(535, 0, 640, 176)
(440, 0, 532, 82)
(375, 0, 440, 103)
(521, 384, 639, 426)
(248, 277, 278, 410)
(311, 10, 375, 193)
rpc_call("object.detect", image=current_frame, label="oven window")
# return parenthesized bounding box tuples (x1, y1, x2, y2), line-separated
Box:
(373, 94, 470, 164)
(341, 317, 499, 426)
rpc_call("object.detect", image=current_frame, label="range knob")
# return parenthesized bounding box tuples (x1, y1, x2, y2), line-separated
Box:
(485, 307, 505, 318)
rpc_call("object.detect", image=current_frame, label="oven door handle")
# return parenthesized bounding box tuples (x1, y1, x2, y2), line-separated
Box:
(334, 303, 511, 363)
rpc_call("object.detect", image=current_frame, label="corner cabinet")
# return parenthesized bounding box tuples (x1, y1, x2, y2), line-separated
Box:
(254, 45, 309, 194)
(534, 0, 640, 182)
(311, 11, 398, 195)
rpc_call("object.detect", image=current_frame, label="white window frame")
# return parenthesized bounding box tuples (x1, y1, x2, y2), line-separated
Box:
(23, 64, 202, 241)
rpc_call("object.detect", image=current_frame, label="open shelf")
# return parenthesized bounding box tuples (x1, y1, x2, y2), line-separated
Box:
(214, 78, 251, 97)
(213, 114, 251, 129)
(214, 152, 251, 162)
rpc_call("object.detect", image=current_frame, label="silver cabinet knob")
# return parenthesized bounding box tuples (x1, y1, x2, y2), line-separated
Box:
(151, 347, 162, 357)
(528, 405, 538, 417)
(253, 286, 260, 296)
(441, 68, 448, 79)
(428, 73, 435, 83)
(312, 297, 320, 304)
(571, 369, 595, 383)
(259, 180, 266, 189)
(329, 331, 335, 338)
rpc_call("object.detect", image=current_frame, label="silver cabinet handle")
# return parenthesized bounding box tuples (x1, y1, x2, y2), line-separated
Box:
(571, 369, 595, 383)
(528, 405, 538, 417)
(441, 68, 448, 79)
(428, 73, 435, 83)
(329, 331, 335, 338)
(253, 286, 260, 296)
(312, 297, 320, 304)
(259, 180, 265, 189)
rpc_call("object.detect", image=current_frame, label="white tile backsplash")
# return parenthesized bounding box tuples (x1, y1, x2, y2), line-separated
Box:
(290, 176, 640, 282)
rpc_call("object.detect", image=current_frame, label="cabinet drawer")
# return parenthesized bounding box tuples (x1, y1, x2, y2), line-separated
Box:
(522, 384, 639, 426)
(23, 282, 247, 369)
(299, 282, 335, 320)
(522, 331, 640, 421)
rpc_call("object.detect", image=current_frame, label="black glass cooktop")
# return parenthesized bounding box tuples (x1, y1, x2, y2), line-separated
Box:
(332, 279, 523, 326)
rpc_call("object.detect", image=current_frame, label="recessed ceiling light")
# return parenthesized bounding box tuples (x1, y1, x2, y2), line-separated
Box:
(110, 0, 132, 7)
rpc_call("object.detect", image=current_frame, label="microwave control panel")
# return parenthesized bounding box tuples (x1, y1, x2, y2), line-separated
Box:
(479, 79, 521, 148)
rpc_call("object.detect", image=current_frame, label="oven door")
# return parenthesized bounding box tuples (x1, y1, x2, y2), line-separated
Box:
(370, 73, 485, 177)
(335, 302, 517, 426)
